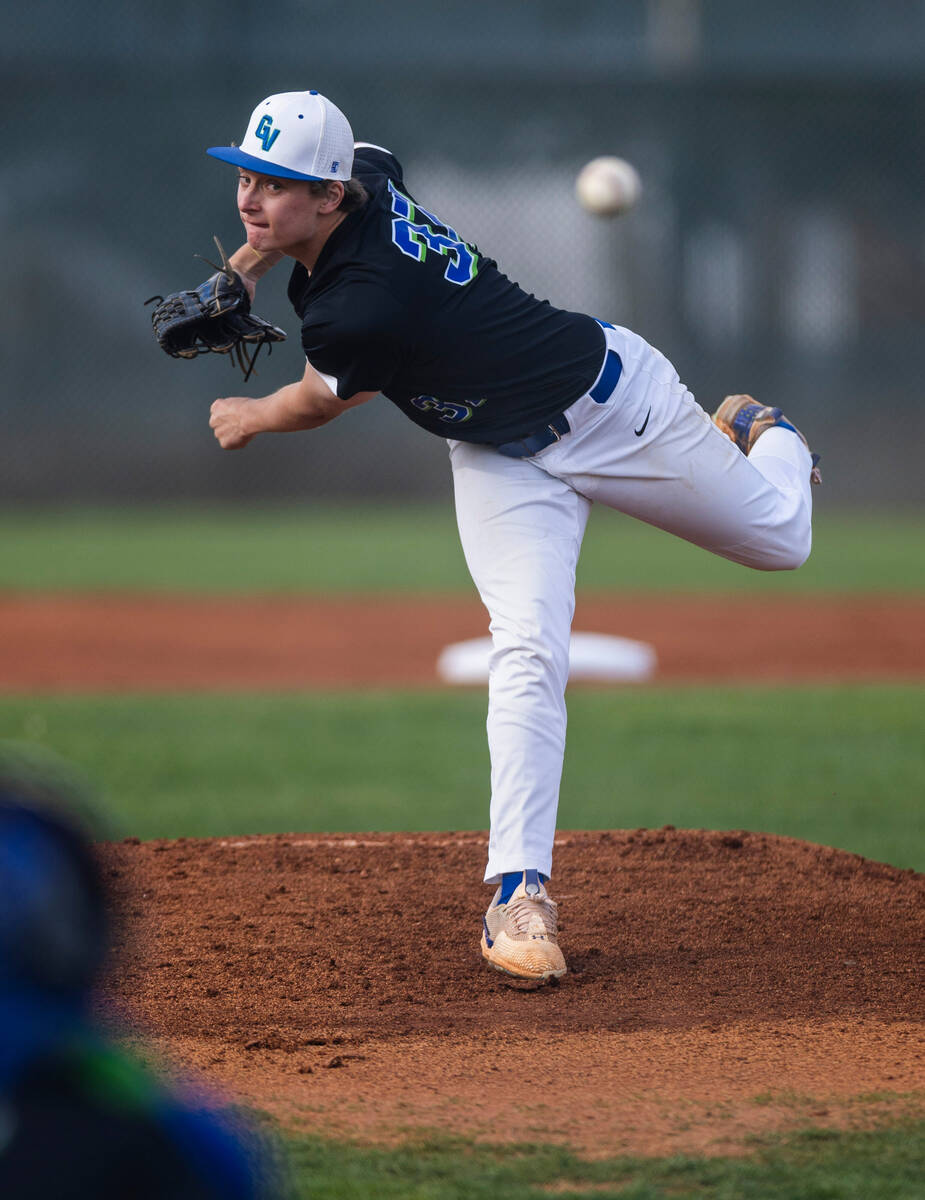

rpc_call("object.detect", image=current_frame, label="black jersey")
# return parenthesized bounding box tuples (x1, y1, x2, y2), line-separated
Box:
(287, 146, 606, 444)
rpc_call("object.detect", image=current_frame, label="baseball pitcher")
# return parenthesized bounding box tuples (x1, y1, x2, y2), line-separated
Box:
(149, 90, 820, 985)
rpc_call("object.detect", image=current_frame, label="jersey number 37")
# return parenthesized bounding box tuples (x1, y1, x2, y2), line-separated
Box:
(389, 182, 479, 286)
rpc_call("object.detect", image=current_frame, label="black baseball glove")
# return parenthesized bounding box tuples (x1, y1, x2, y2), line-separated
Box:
(146, 237, 286, 381)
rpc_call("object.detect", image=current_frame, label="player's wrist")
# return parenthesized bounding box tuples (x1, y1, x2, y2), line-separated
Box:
(229, 244, 282, 290)
(241, 396, 271, 436)
(246, 387, 304, 435)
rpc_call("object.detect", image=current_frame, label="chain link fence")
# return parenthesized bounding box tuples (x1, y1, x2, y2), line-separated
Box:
(4, 1, 924, 503)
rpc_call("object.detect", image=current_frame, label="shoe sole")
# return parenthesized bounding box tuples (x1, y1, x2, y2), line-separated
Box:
(480, 933, 567, 986)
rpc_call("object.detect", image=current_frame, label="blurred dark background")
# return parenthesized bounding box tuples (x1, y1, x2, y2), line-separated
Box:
(4, 0, 924, 504)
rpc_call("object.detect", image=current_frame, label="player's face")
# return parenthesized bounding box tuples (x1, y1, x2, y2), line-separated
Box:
(236, 170, 331, 255)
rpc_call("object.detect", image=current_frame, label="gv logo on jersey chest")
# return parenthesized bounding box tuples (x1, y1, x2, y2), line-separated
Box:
(255, 115, 281, 152)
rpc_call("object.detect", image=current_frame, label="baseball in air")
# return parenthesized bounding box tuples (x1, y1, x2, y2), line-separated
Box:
(575, 156, 641, 216)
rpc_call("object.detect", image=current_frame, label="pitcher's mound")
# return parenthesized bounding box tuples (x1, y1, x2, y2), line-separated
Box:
(101, 829, 924, 1156)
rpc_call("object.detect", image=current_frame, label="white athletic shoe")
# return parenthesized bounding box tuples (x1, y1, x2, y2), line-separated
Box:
(481, 870, 567, 984)
(713, 394, 822, 485)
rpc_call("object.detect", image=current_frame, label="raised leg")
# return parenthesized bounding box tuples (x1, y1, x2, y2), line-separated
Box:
(541, 325, 815, 572)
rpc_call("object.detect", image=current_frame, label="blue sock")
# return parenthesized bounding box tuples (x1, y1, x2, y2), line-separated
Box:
(499, 870, 548, 903)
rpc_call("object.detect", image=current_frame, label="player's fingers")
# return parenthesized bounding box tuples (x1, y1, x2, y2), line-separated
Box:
(221, 432, 251, 450)
(210, 399, 235, 428)
(209, 398, 252, 448)
(210, 419, 250, 450)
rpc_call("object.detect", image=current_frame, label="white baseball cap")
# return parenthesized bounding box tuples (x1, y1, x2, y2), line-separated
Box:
(207, 90, 354, 182)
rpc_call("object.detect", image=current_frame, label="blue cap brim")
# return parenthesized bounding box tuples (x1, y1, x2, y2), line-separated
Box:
(206, 146, 324, 181)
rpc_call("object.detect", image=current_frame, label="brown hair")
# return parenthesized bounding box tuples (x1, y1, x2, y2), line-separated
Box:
(307, 178, 369, 213)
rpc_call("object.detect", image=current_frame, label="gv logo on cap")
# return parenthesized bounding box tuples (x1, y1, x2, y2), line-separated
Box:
(255, 115, 281, 152)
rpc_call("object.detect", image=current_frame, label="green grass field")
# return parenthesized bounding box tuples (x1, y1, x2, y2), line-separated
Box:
(2, 504, 923, 1196)
(281, 1122, 925, 1199)
(2, 684, 922, 869)
(2, 503, 922, 868)
(1, 505, 923, 593)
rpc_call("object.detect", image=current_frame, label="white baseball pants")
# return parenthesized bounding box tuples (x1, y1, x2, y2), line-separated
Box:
(448, 323, 815, 884)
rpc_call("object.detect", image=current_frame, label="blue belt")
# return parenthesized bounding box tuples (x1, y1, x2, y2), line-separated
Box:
(496, 347, 622, 459)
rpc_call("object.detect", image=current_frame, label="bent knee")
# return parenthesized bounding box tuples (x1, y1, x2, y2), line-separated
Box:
(752, 527, 812, 572)
(488, 633, 570, 689)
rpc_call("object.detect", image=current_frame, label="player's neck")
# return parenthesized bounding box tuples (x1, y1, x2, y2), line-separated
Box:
(291, 210, 348, 273)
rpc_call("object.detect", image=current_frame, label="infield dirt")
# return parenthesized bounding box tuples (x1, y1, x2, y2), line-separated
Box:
(2, 592, 924, 689)
(100, 828, 925, 1157)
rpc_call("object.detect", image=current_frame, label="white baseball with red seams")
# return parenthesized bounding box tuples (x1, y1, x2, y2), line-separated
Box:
(575, 156, 641, 216)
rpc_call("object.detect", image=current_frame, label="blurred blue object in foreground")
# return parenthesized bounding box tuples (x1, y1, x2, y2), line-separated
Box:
(0, 753, 286, 1199)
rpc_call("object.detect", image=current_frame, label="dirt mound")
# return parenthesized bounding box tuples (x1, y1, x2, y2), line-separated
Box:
(99, 829, 925, 1155)
(3, 593, 924, 689)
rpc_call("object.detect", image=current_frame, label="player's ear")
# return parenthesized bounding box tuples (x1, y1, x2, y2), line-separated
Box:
(319, 181, 345, 214)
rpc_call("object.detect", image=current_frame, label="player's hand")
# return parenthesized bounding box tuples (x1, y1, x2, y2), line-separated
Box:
(210, 397, 255, 449)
